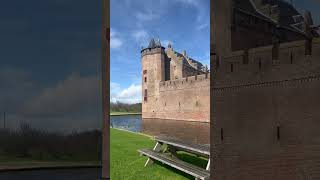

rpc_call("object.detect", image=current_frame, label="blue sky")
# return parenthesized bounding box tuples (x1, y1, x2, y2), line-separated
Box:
(110, 0, 320, 104)
(110, 0, 210, 104)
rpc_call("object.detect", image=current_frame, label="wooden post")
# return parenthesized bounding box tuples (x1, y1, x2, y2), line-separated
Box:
(101, 0, 110, 179)
(145, 142, 162, 166)
(206, 158, 210, 171)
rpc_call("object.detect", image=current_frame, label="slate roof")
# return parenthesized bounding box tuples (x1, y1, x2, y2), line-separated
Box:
(234, 0, 306, 35)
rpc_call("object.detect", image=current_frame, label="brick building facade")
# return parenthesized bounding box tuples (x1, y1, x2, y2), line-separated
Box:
(141, 39, 210, 123)
(211, 0, 320, 179)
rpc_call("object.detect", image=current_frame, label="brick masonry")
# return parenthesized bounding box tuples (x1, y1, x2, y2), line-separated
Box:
(211, 0, 320, 179)
(141, 44, 210, 123)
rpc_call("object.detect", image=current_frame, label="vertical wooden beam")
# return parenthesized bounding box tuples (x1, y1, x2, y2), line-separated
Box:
(210, 0, 214, 179)
(101, 0, 110, 179)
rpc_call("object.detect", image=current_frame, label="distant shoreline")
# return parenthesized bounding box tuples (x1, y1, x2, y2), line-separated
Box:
(110, 112, 141, 116)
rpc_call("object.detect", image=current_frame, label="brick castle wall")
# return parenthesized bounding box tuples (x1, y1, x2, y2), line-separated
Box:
(211, 38, 320, 179)
(143, 73, 210, 122)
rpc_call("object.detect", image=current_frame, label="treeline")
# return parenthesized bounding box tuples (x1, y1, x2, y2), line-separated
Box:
(110, 102, 141, 113)
(0, 122, 101, 161)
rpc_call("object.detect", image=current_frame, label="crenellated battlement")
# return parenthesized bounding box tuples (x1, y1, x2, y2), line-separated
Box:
(214, 38, 320, 87)
(159, 73, 210, 92)
(141, 47, 165, 57)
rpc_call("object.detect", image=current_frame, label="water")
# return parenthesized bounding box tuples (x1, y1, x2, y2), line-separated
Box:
(110, 115, 141, 132)
(142, 118, 209, 144)
(111, 115, 209, 144)
(0, 168, 101, 180)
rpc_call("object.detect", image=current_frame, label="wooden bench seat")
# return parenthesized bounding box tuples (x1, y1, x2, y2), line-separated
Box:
(138, 149, 210, 180)
(155, 136, 210, 157)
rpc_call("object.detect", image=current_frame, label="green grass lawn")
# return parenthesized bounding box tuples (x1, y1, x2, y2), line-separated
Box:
(110, 128, 208, 180)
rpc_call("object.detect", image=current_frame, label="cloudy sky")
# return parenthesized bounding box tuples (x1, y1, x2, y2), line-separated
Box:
(293, 0, 320, 23)
(109, 0, 320, 104)
(0, 0, 102, 132)
(110, 0, 211, 104)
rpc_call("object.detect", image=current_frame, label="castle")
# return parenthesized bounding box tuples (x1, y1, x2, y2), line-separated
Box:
(141, 39, 210, 122)
(141, 0, 320, 178)
(212, 0, 320, 179)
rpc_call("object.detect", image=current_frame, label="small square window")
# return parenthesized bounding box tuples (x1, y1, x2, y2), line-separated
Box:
(221, 128, 224, 141)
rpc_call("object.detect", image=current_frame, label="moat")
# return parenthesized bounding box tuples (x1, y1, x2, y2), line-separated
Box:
(111, 115, 209, 144)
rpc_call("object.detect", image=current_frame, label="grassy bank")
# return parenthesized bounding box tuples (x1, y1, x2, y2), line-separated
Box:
(110, 112, 141, 116)
(110, 128, 208, 179)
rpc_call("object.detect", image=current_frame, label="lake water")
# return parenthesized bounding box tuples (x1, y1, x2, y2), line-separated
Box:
(0, 168, 101, 180)
(110, 115, 142, 132)
(111, 115, 209, 144)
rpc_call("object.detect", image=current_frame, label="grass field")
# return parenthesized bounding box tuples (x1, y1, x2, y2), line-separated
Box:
(110, 128, 208, 180)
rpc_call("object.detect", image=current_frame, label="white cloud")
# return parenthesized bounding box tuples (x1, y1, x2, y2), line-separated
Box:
(132, 29, 149, 45)
(22, 73, 99, 116)
(110, 38, 123, 49)
(174, 0, 199, 6)
(196, 23, 209, 31)
(110, 28, 123, 49)
(110, 82, 141, 104)
(162, 40, 173, 48)
(135, 11, 160, 21)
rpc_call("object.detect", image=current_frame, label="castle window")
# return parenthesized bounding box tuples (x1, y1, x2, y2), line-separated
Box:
(221, 128, 224, 141)
(277, 126, 280, 141)
(272, 42, 279, 60)
(305, 39, 312, 55)
(144, 77, 147, 82)
(290, 52, 293, 64)
(179, 102, 180, 107)
(230, 64, 234, 72)
(216, 55, 220, 68)
(259, 59, 262, 70)
(144, 89, 147, 102)
(143, 70, 147, 74)
(243, 50, 249, 64)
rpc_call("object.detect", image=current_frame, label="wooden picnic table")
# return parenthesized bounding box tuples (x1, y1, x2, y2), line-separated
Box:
(138, 136, 210, 180)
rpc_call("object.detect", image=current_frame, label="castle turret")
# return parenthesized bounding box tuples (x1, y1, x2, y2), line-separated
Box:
(141, 38, 166, 118)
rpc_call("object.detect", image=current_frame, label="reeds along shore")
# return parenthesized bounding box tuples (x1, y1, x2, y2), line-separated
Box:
(0, 123, 101, 162)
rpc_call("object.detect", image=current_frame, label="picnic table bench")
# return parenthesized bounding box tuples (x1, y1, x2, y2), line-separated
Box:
(138, 136, 210, 180)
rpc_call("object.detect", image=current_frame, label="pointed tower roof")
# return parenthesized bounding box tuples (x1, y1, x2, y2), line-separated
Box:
(148, 38, 162, 49)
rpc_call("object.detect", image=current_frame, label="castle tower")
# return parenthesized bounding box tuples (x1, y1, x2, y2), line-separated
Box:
(141, 39, 166, 118)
